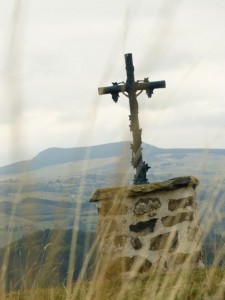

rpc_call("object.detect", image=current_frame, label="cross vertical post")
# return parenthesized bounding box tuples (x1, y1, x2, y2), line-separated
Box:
(125, 54, 149, 184)
(98, 53, 166, 185)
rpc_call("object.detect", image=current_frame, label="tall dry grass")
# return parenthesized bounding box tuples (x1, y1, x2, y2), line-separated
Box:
(1, 1, 225, 299)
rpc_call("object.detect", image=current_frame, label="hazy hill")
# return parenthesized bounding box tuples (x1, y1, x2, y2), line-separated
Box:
(1, 141, 225, 175)
(0, 141, 134, 175)
(0, 141, 224, 248)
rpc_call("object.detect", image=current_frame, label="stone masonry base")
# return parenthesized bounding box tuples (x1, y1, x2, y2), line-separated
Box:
(90, 176, 203, 278)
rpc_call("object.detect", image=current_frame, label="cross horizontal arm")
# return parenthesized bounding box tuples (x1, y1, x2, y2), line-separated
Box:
(98, 80, 166, 95)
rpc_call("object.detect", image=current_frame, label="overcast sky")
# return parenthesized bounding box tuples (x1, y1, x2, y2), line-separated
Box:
(0, 0, 225, 166)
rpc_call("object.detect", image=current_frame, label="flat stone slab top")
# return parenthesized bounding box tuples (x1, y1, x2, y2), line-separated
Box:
(90, 176, 199, 202)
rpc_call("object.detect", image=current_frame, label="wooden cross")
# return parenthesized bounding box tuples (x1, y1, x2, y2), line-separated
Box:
(98, 53, 166, 185)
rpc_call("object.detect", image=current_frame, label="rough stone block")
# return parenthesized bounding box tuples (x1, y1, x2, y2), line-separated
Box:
(148, 212, 157, 218)
(161, 212, 194, 227)
(105, 256, 152, 277)
(171, 251, 202, 265)
(129, 218, 158, 234)
(134, 197, 161, 215)
(90, 177, 199, 203)
(187, 226, 200, 242)
(136, 256, 152, 273)
(131, 237, 142, 250)
(168, 196, 194, 211)
(150, 231, 178, 251)
(171, 253, 190, 264)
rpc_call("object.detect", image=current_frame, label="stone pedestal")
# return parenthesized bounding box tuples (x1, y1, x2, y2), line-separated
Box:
(90, 176, 203, 278)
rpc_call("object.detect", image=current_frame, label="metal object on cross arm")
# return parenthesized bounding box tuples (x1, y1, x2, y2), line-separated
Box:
(98, 53, 166, 185)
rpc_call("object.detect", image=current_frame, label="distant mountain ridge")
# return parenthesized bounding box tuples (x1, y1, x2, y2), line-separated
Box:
(0, 141, 225, 176)
(0, 141, 130, 175)
(0, 141, 225, 248)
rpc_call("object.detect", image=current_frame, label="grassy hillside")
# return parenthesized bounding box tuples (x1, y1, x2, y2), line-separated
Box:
(1, 227, 225, 299)
(0, 142, 224, 249)
(4, 268, 225, 299)
(0, 229, 96, 293)
(0, 140, 224, 299)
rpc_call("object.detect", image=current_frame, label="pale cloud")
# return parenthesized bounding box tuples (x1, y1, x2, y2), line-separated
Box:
(0, 0, 225, 165)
